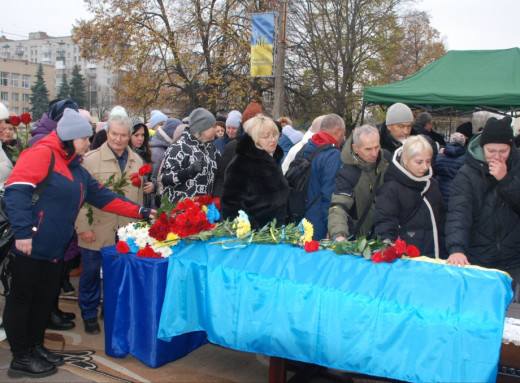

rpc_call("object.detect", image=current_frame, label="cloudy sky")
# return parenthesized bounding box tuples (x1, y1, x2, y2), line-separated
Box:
(1, 0, 519, 50)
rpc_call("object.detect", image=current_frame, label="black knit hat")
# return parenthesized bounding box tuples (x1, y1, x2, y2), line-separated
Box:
(455, 121, 473, 139)
(49, 99, 78, 121)
(480, 116, 513, 146)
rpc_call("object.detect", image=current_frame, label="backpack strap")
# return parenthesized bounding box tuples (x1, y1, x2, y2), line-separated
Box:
(307, 143, 334, 161)
(31, 152, 55, 205)
(303, 143, 336, 211)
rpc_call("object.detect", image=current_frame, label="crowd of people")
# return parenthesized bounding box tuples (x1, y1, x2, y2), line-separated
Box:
(0, 97, 519, 378)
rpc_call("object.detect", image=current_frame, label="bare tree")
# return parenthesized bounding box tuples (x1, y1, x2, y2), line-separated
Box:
(74, 0, 269, 115)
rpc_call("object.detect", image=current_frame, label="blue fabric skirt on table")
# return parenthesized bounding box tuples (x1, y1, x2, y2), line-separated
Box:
(101, 246, 207, 368)
(158, 241, 512, 382)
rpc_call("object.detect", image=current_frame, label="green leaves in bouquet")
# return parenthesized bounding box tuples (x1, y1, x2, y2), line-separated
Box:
(331, 236, 384, 260)
(156, 195, 176, 217)
(86, 172, 129, 225)
(8, 143, 29, 164)
(188, 218, 236, 242)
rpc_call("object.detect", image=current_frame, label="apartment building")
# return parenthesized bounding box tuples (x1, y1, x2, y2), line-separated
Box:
(0, 32, 115, 116)
(0, 59, 55, 115)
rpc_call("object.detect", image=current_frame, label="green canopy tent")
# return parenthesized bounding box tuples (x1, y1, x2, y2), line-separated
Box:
(362, 48, 520, 120)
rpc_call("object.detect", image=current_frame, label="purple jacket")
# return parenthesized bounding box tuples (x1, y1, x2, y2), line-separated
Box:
(29, 113, 58, 147)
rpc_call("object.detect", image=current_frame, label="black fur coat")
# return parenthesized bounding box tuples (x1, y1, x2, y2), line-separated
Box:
(221, 134, 289, 229)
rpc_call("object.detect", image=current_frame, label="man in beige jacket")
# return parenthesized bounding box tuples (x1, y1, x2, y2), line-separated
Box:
(75, 114, 145, 335)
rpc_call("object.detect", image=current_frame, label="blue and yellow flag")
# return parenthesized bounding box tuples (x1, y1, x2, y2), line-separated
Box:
(251, 13, 275, 77)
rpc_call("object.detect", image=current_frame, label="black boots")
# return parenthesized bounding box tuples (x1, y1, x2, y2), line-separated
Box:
(84, 317, 100, 335)
(8, 349, 57, 378)
(47, 310, 75, 331)
(61, 260, 76, 296)
(56, 307, 76, 321)
(33, 344, 64, 366)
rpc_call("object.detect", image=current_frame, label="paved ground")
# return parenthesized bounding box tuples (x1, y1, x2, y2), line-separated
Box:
(0, 272, 384, 383)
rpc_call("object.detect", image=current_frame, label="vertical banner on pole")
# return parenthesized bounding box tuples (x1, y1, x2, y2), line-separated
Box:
(251, 13, 275, 77)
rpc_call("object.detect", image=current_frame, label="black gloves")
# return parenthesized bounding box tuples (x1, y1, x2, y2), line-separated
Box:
(139, 207, 152, 219)
(188, 160, 203, 176)
(177, 159, 203, 183)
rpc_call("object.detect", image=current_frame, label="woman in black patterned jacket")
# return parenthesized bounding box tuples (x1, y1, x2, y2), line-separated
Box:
(161, 108, 218, 203)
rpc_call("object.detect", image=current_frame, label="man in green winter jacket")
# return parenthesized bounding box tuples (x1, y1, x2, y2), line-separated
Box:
(328, 124, 390, 241)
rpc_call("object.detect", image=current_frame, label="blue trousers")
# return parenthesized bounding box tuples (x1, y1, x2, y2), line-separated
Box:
(79, 248, 102, 320)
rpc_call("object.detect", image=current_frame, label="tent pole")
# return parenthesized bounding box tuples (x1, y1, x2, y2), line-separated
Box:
(360, 101, 366, 125)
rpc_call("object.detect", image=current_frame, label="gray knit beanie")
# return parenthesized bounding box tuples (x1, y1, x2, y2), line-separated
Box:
(57, 108, 93, 141)
(189, 108, 216, 134)
(386, 103, 414, 126)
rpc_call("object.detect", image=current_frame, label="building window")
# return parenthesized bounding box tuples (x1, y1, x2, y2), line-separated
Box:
(0, 73, 7, 87)
(12, 93, 19, 102)
(12, 107, 19, 114)
(23, 107, 30, 113)
(22, 75, 30, 89)
(22, 93, 30, 102)
(1, 92, 8, 101)
(12, 73, 19, 88)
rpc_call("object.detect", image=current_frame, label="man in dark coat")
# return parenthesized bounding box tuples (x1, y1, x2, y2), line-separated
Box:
(413, 112, 446, 147)
(301, 113, 345, 240)
(328, 124, 391, 241)
(379, 103, 414, 154)
(410, 112, 442, 172)
(446, 116, 520, 284)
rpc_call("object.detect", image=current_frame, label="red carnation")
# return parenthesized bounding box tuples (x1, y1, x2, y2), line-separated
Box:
(20, 113, 31, 125)
(372, 251, 383, 263)
(212, 197, 221, 211)
(304, 241, 320, 252)
(406, 244, 421, 258)
(137, 245, 160, 258)
(394, 238, 406, 258)
(383, 246, 397, 263)
(9, 115, 21, 127)
(138, 164, 152, 176)
(116, 241, 130, 253)
(130, 172, 142, 187)
(194, 195, 213, 206)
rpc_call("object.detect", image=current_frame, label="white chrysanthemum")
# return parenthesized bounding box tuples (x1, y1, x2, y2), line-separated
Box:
(238, 210, 249, 222)
(134, 227, 151, 248)
(117, 224, 132, 241)
(152, 244, 173, 258)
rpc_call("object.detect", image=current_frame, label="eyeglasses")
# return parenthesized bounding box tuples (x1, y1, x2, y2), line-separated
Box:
(259, 133, 280, 141)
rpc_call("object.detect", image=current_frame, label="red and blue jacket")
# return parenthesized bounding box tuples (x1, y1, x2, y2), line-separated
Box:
(4, 131, 148, 262)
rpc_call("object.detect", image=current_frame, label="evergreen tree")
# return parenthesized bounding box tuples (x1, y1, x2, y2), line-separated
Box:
(69, 65, 87, 108)
(29, 64, 49, 120)
(57, 72, 70, 99)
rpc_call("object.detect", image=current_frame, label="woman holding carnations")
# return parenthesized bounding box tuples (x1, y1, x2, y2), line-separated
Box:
(161, 108, 218, 203)
(130, 117, 156, 207)
(374, 135, 446, 259)
(221, 115, 290, 229)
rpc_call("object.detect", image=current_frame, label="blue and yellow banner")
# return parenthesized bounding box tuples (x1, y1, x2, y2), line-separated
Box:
(251, 13, 275, 77)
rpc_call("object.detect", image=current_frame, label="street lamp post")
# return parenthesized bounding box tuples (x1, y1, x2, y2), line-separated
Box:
(273, 0, 287, 119)
(86, 67, 97, 113)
